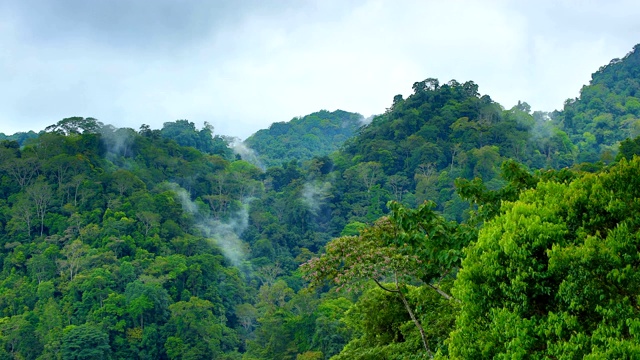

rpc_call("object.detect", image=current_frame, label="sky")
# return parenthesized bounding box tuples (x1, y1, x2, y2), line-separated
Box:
(1, 0, 639, 139)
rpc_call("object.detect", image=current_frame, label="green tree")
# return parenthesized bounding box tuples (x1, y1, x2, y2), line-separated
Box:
(27, 245, 59, 284)
(58, 240, 89, 281)
(8, 194, 35, 238)
(617, 134, 640, 161)
(124, 281, 170, 330)
(27, 180, 53, 236)
(35, 297, 65, 359)
(45, 117, 103, 135)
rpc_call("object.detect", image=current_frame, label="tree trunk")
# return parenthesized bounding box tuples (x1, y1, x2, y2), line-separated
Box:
(373, 277, 433, 358)
(397, 288, 431, 357)
(428, 283, 454, 301)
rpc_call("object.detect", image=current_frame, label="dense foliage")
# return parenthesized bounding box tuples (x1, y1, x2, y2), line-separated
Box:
(331, 79, 575, 224)
(2, 44, 640, 360)
(0, 117, 368, 360)
(0, 119, 257, 359)
(450, 157, 640, 358)
(157, 120, 234, 160)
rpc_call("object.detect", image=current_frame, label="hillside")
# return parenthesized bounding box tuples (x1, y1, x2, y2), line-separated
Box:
(0, 130, 39, 145)
(0, 118, 262, 359)
(244, 110, 363, 168)
(325, 78, 575, 224)
(553, 44, 640, 162)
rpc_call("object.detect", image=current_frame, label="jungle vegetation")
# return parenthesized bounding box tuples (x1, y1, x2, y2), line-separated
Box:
(1, 44, 640, 359)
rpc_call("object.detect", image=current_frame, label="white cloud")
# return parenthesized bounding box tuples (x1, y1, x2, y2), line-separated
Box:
(0, 0, 638, 138)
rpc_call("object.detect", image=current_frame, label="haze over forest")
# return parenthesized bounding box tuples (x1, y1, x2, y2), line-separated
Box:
(1, 41, 640, 358)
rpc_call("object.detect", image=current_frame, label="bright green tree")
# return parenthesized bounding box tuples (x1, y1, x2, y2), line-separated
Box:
(449, 157, 640, 358)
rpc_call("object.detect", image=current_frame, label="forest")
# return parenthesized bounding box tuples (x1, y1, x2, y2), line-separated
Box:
(0, 44, 640, 359)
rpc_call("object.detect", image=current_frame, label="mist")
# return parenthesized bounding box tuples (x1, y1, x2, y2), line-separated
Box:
(359, 114, 376, 126)
(100, 125, 137, 163)
(301, 180, 332, 216)
(167, 183, 250, 268)
(530, 111, 554, 142)
(231, 138, 265, 170)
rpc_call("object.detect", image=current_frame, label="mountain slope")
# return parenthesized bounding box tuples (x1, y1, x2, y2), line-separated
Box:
(553, 44, 640, 162)
(244, 109, 363, 168)
(326, 78, 575, 223)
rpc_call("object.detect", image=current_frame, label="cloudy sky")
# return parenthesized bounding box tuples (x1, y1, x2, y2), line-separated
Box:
(1, 0, 639, 139)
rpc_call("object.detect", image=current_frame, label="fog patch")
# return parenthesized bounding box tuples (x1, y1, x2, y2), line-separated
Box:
(301, 180, 332, 216)
(359, 114, 376, 126)
(168, 183, 250, 268)
(100, 125, 137, 163)
(530, 111, 554, 142)
(231, 138, 264, 170)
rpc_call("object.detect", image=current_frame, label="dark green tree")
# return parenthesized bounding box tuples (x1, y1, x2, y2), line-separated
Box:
(61, 324, 111, 360)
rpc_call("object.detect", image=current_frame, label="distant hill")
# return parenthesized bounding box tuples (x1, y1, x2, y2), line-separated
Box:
(244, 109, 363, 168)
(553, 44, 640, 162)
(0, 130, 40, 145)
(326, 78, 577, 222)
(158, 119, 234, 159)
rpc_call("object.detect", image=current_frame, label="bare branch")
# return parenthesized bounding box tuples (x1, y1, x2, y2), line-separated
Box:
(371, 278, 400, 293)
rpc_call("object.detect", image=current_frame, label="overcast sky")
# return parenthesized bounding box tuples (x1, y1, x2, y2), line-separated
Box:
(1, 0, 639, 139)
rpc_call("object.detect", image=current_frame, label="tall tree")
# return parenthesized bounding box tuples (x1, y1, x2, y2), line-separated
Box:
(27, 180, 53, 236)
(303, 201, 473, 356)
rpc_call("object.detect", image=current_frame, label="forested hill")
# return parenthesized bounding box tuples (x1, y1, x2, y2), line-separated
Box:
(327, 78, 575, 223)
(0, 130, 39, 146)
(243, 110, 363, 168)
(329, 43, 640, 222)
(553, 43, 640, 163)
